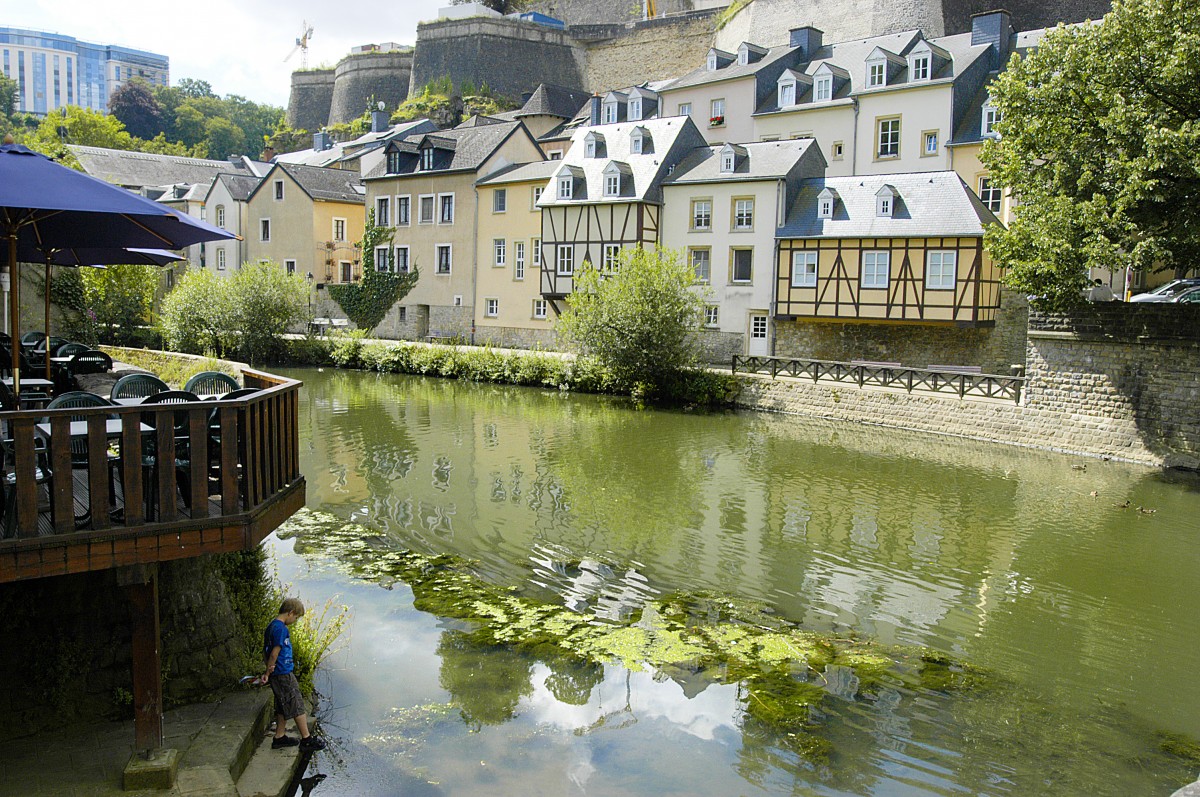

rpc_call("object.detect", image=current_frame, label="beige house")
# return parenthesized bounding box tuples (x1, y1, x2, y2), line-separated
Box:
(474, 161, 559, 348)
(362, 121, 544, 340)
(203, 173, 261, 278)
(243, 163, 366, 287)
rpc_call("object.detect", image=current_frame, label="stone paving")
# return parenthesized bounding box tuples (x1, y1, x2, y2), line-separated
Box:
(0, 690, 300, 797)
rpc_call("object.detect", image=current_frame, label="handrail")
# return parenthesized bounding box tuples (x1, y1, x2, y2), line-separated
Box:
(732, 355, 1024, 404)
(0, 373, 302, 543)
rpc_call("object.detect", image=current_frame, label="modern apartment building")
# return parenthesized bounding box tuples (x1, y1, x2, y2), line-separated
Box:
(0, 27, 168, 116)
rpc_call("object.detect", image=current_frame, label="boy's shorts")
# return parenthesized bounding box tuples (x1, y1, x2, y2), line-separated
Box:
(268, 672, 305, 720)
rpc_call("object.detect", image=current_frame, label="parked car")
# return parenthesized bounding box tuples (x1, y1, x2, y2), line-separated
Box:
(1169, 286, 1200, 304)
(1129, 278, 1200, 302)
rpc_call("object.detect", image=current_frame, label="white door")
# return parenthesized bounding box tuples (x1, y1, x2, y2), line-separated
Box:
(748, 313, 770, 356)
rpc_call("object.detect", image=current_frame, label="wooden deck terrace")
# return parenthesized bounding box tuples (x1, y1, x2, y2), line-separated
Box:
(0, 367, 305, 584)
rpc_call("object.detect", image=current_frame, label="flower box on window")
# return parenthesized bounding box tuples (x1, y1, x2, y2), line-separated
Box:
(709, 116, 725, 127)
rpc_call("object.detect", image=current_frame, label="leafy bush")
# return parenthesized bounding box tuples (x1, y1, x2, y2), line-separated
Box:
(158, 268, 234, 355)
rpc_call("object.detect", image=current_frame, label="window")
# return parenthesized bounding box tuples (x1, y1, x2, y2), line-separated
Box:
(453, 295, 463, 307)
(548, 150, 563, 160)
(333, 218, 346, 241)
(779, 81, 795, 107)
(394, 246, 410, 272)
(485, 298, 499, 317)
(629, 98, 642, 120)
(217, 249, 227, 270)
(832, 141, 844, 160)
(923, 130, 938, 156)
(861, 251, 890, 289)
(558, 175, 573, 200)
(604, 172, 620, 197)
(791, 251, 817, 287)
(631, 131, 644, 154)
(531, 186, 543, 208)
(603, 244, 621, 271)
(678, 102, 692, 117)
(215, 205, 225, 228)
(818, 191, 834, 219)
(692, 199, 711, 230)
(721, 152, 735, 173)
(602, 102, 617, 124)
(868, 62, 885, 87)
(926, 250, 957, 290)
(556, 244, 574, 276)
(585, 138, 597, 158)
(978, 177, 1002, 213)
(494, 238, 506, 267)
(731, 249, 753, 282)
(877, 193, 893, 217)
(691, 248, 711, 282)
(737, 48, 748, 66)
(706, 54, 718, 71)
(814, 76, 832, 102)
(273, 180, 284, 200)
(284, 259, 295, 275)
(493, 189, 507, 213)
(532, 238, 541, 267)
(421, 148, 435, 170)
(710, 98, 725, 123)
(397, 307, 407, 322)
(983, 104, 1001, 137)
(419, 195, 435, 224)
(436, 244, 452, 275)
(533, 299, 547, 319)
(877, 117, 900, 158)
(259, 218, 270, 241)
(397, 195, 410, 225)
(733, 198, 754, 230)
(439, 194, 454, 224)
(751, 314, 768, 340)
(911, 55, 930, 81)
(704, 305, 719, 326)
(514, 241, 525, 279)
(376, 196, 390, 226)
(340, 261, 353, 283)
(387, 151, 401, 174)
(375, 245, 390, 272)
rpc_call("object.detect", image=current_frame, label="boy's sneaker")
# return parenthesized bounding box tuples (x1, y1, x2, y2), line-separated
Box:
(272, 736, 300, 749)
(299, 736, 326, 752)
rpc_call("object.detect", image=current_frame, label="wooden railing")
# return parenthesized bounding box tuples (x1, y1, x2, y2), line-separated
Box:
(0, 368, 303, 556)
(732, 355, 1025, 404)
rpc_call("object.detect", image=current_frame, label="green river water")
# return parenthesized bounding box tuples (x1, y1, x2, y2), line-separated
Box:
(270, 366, 1200, 796)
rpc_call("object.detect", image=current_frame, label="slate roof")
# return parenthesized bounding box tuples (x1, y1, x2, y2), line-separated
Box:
(516, 84, 592, 120)
(69, 146, 262, 190)
(475, 160, 558, 186)
(212, 173, 261, 202)
(537, 79, 673, 143)
(536, 115, 706, 207)
(777, 172, 1000, 239)
(364, 120, 528, 179)
(255, 163, 364, 204)
(274, 119, 437, 168)
(663, 44, 799, 92)
(662, 139, 819, 185)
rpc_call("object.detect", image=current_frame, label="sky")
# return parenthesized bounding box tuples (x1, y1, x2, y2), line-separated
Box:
(6, 0, 450, 108)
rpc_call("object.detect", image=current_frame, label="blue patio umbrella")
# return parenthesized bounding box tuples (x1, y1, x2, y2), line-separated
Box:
(0, 142, 235, 391)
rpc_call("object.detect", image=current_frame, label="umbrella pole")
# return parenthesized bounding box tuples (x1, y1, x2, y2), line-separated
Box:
(44, 259, 51, 382)
(5, 228, 16, 395)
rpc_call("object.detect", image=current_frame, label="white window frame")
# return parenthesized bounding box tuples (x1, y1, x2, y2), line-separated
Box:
(629, 98, 642, 120)
(711, 98, 725, 121)
(778, 80, 795, 108)
(868, 61, 886, 87)
(731, 248, 753, 283)
(604, 172, 620, 197)
(531, 186, 543, 208)
(376, 196, 391, 227)
(631, 131, 644, 154)
(485, 298, 499, 318)
(678, 102, 692, 117)
(925, 250, 957, 290)
(877, 194, 893, 217)
(861, 250, 890, 289)
(706, 54, 717, 71)
(733, 198, 754, 230)
(215, 205, 225, 228)
(704, 305, 719, 327)
(692, 199, 712, 230)
(284, 259, 296, 275)
(556, 244, 574, 276)
(436, 244, 453, 275)
(791, 251, 818, 287)
(585, 138, 597, 158)
(421, 148, 435, 170)
(217, 248, 227, 271)
(259, 218, 270, 242)
(514, 241, 525, 280)
(394, 245, 410, 273)
(603, 244, 621, 271)
(493, 188, 507, 213)
(923, 130, 939, 156)
(818, 195, 834, 220)
(340, 260, 353, 283)
(557, 175, 573, 200)
(532, 238, 541, 267)
(721, 152, 735, 173)
(877, 118, 900, 158)
(602, 102, 617, 124)
(911, 54, 930, 81)
(375, 245, 390, 272)
(396, 195, 411, 226)
(273, 179, 284, 201)
(532, 299, 547, 319)
(691, 247, 711, 283)
(982, 104, 1001, 137)
(438, 193, 455, 224)
(493, 238, 506, 267)
(978, 176, 1002, 213)
(814, 75, 832, 102)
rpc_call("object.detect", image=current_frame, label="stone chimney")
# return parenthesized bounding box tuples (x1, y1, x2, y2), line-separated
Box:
(370, 108, 390, 133)
(971, 10, 1014, 68)
(313, 130, 333, 151)
(789, 27, 823, 59)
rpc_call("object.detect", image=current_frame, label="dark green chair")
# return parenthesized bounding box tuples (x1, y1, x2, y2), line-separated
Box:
(111, 373, 170, 401)
(184, 371, 240, 397)
(141, 390, 202, 517)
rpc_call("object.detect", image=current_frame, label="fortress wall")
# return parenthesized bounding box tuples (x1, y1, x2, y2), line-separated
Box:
(529, 0, 718, 25)
(328, 51, 414, 126)
(582, 11, 721, 93)
(941, 0, 1112, 35)
(287, 69, 336, 133)
(410, 17, 586, 99)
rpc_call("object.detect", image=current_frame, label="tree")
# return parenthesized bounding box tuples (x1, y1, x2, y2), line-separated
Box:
(982, 0, 1200, 310)
(108, 79, 164, 141)
(28, 106, 135, 163)
(450, 0, 529, 11)
(203, 116, 246, 160)
(80, 264, 161, 345)
(159, 268, 235, 355)
(225, 262, 311, 364)
(328, 211, 419, 332)
(557, 247, 706, 401)
(0, 73, 18, 117)
(176, 78, 215, 99)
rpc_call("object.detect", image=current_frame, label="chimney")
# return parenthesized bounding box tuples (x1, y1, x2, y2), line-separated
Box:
(589, 94, 602, 126)
(520, 90, 533, 105)
(370, 108, 390, 133)
(789, 27, 823, 59)
(313, 130, 333, 151)
(971, 10, 1014, 68)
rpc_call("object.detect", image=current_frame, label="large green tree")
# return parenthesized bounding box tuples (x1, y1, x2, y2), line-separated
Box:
(982, 0, 1200, 309)
(558, 246, 705, 401)
(108, 79, 162, 141)
(0, 73, 18, 117)
(80, 264, 162, 345)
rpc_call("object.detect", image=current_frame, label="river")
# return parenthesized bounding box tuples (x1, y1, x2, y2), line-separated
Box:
(269, 367, 1200, 796)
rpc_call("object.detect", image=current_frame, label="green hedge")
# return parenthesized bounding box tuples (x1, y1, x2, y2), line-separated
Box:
(276, 335, 741, 408)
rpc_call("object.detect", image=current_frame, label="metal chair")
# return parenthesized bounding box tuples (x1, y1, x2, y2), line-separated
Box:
(184, 371, 240, 397)
(111, 373, 171, 401)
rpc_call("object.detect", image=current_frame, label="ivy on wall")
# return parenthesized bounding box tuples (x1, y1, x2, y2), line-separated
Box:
(328, 211, 420, 333)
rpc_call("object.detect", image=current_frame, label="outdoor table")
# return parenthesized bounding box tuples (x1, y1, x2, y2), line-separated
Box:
(112, 397, 147, 407)
(35, 419, 153, 439)
(2, 376, 54, 391)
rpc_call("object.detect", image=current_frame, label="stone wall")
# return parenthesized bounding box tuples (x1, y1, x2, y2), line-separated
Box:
(774, 290, 1028, 374)
(287, 69, 336, 133)
(431, 305, 475, 339)
(329, 51, 415, 127)
(941, 0, 1112, 35)
(698, 329, 743, 365)
(582, 11, 721, 93)
(474, 326, 558, 350)
(529, 0, 713, 25)
(410, 18, 587, 100)
(0, 555, 249, 741)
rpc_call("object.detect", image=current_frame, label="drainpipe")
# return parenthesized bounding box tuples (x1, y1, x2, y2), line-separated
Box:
(850, 98, 860, 175)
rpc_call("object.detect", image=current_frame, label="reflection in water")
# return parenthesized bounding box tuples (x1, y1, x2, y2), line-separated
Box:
(277, 367, 1200, 796)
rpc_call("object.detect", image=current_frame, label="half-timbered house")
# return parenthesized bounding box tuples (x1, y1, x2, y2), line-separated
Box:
(536, 115, 707, 311)
(774, 171, 1002, 326)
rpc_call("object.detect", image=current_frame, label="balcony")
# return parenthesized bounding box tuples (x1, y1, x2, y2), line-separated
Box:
(0, 367, 305, 584)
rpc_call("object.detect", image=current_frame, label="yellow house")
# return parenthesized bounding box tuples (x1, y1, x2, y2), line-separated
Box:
(243, 162, 366, 287)
(775, 171, 1003, 326)
(474, 161, 559, 348)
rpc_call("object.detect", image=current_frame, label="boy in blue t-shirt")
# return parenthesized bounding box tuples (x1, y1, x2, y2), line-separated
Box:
(263, 597, 325, 751)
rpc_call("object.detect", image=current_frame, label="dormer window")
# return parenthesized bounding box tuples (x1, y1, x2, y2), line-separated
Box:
(876, 185, 898, 217)
(707, 53, 718, 71)
(585, 139, 596, 158)
(814, 75, 832, 102)
(386, 150, 401, 174)
(779, 80, 795, 108)
(982, 102, 1001, 137)
(721, 151, 735, 173)
(629, 98, 642, 120)
(910, 54, 930, 81)
(868, 61, 886, 87)
(420, 148, 435, 170)
(558, 174, 573, 200)
(630, 127, 651, 154)
(605, 173, 619, 196)
(817, 188, 836, 220)
(584, 131, 605, 159)
(602, 102, 617, 124)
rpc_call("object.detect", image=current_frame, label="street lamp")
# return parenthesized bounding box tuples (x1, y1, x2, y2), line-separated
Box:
(306, 272, 314, 310)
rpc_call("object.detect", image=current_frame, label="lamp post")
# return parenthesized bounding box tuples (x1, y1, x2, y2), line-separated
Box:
(306, 271, 314, 310)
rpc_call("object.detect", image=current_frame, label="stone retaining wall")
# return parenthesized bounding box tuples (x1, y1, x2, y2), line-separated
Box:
(329, 51, 414, 127)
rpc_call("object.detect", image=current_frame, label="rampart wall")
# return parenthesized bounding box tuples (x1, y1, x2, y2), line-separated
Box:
(329, 50, 414, 126)
(286, 69, 336, 133)
(581, 10, 722, 92)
